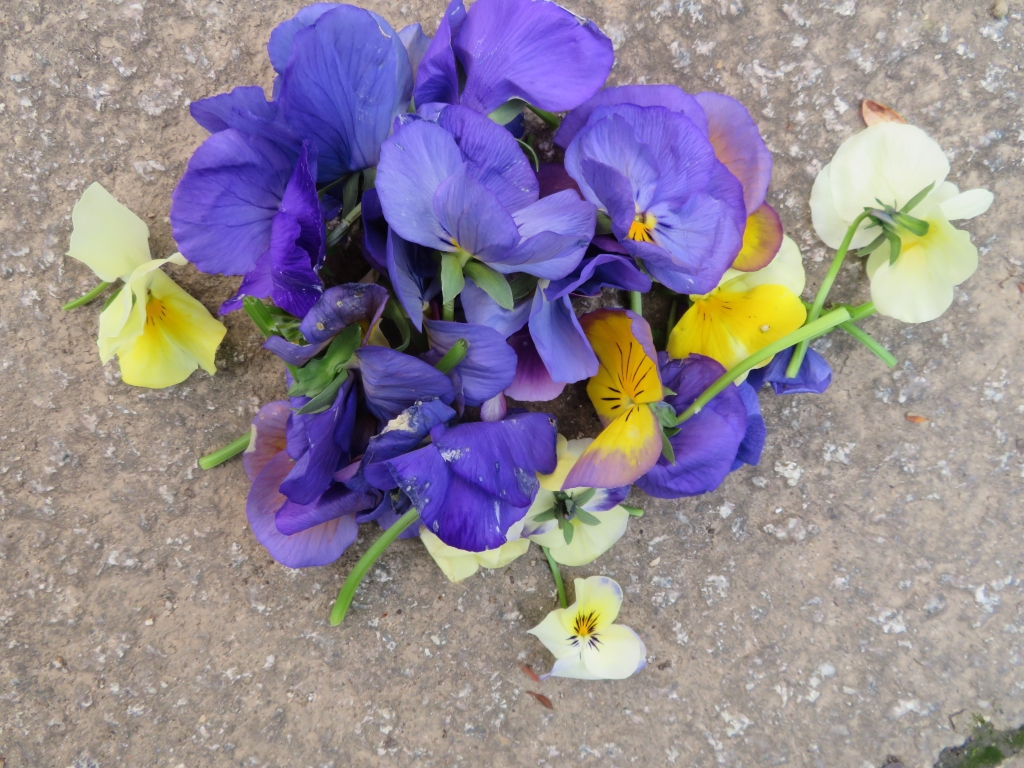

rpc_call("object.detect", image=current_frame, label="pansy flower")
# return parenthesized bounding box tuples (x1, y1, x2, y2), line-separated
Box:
(363, 412, 558, 551)
(746, 346, 833, 396)
(667, 235, 807, 371)
(68, 183, 226, 389)
(521, 435, 632, 566)
(375, 105, 596, 313)
(810, 122, 993, 323)
(413, 0, 613, 117)
(528, 576, 646, 680)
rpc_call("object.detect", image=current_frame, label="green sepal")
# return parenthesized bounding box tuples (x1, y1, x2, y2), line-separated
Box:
(296, 369, 349, 415)
(517, 138, 540, 171)
(509, 273, 540, 302)
(649, 401, 679, 430)
(463, 261, 513, 310)
(885, 229, 902, 266)
(526, 104, 560, 129)
(596, 211, 613, 235)
(341, 172, 361, 219)
(856, 232, 887, 256)
(383, 299, 412, 352)
(622, 505, 645, 517)
(532, 508, 558, 523)
(570, 488, 597, 509)
(573, 508, 601, 527)
(561, 521, 574, 545)
(434, 338, 469, 375)
(440, 253, 465, 305)
(362, 166, 377, 191)
(661, 386, 677, 398)
(899, 181, 935, 214)
(660, 428, 676, 465)
(101, 284, 124, 311)
(287, 324, 362, 398)
(243, 296, 278, 339)
(488, 98, 527, 125)
(890, 211, 930, 237)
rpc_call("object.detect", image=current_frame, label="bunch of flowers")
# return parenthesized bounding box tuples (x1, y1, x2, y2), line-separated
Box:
(62, 1, 993, 680)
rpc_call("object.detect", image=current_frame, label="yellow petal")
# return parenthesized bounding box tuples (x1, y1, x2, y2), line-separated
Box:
(720, 235, 806, 296)
(582, 310, 661, 423)
(97, 280, 146, 364)
(115, 271, 226, 388)
(569, 576, 623, 632)
(667, 284, 807, 370)
(579, 623, 646, 679)
(528, 607, 577, 659)
(473, 537, 530, 569)
(533, 506, 630, 566)
(420, 528, 482, 582)
(68, 182, 152, 282)
(563, 405, 662, 489)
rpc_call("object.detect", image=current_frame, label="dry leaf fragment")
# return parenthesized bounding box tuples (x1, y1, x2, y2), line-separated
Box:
(905, 414, 929, 423)
(862, 100, 907, 127)
(526, 690, 554, 710)
(520, 664, 541, 683)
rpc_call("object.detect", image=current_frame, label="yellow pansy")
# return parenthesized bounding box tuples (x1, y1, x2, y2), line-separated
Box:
(667, 235, 807, 370)
(528, 576, 646, 680)
(419, 528, 530, 583)
(68, 183, 226, 388)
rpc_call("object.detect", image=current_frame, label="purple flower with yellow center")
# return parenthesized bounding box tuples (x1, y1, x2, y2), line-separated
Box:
(363, 412, 558, 552)
(557, 84, 784, 289)
(375, 105, 596, 315)
(413, 0, 613, 117)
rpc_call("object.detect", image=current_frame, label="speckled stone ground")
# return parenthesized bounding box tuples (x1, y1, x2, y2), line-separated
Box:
(1, 1, 1022, 766)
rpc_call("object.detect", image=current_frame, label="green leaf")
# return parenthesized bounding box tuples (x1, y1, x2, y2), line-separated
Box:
(527, 104, 561, 129)
(899, 181, 935, 214)
(660, 428, 676, 465)
(562, 522, 574, 546)
(341, 172, 361, 218)
(487, 98, 527, 125)
(463, 261, 513, 310)
(574, 508, 601, 527)
(509, 273, 539, 302)
(296, 370, 349, 415)
(440, 253, 465, 305)
(243, 296, 277, 339)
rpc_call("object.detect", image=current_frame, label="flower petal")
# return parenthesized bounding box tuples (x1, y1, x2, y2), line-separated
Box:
(720, 235, 805, 296)
(580, 623, 646, 680)
(530, 506, 629, 566)
(732, 381, 766, 469)
(504, 329, 567, 402)
(363, 444, 450, 526)
(573, 575, 623, 630)
(376, 119, 465, 250)
(453, 0, 613, 114)
(277, 6, 412, 180)
(266, 3, 340, 73)
(528, 607, 577, 659)
(460, 281, 532, 337)
(171, 129, 294, 275)
(298, 283, 389, 344)
(275, 483, 377, 536)
(246, 452, 358, 568)
(694, 92, 772, 214)
(420, 527, 485, 582)
(244, 400, 290, 481)
(730, 203, 784, 272)
(745, 346, 832, 396)
(497, 191, 595, 279)
(546, 252, 652, 299)
(432, 164, 520, 261)
(562, 406, 662, 489)
(412, 0, 466, 108)
(528, 292, 598, 385)
(68, 183, 151, 282)
(555, 83, 708, 148)
(424, 470, 531, 551)
(424, 319, 517, 406)
(354, 346, 456, 422)
(938, 188, 994, 221)
(188, 85, 301, 155)
(432, 412, 558, 508)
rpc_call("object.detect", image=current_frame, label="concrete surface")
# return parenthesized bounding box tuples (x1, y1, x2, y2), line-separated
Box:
(1, 0, 1023, 766)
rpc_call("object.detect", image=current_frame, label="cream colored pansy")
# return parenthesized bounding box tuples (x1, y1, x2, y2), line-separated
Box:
(68, 183, 226, 388)
(809, 123, 993, 323)
(521, 435, 631, 566)
(528, 576, 646, 680)
(420, 527, 530, 583)
(667, 236, 807, 370)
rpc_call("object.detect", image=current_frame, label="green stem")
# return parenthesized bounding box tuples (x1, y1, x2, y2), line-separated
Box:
(541, 545, 568, 609)
(675, 307, 852, 424)
(434, 338, 468, 374)
(786, 211, 872, 378)
(840, 321, 897, 367)
(845, 301, 875, 323)
(441, 300, 455, 322)
(330, 509, 420, 626)
(630, 290, 642, 315)
(326, 202, 362, 249)
(62, 281, 112, 310)
(198, 432, 252, 470)
(527, 104, 561, 129)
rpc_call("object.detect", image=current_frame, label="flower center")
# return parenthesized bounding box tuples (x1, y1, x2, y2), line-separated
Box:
(596, 340, 659, 412)
(572, 610, 600, 645)
(627, 211, 657, 243)
(145, 297, 168, 327)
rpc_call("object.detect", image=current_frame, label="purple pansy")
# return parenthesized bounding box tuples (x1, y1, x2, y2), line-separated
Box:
(423, 319, 517, 406)
(636, 354, 749, 499)
(563, 101, 747, 295)
(363, 412, 558, 551)
(746, 347, 833, 396)
(732, 381, 767, 471)
(375, 105, 596, 310)
(413, 0, 613, 116)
